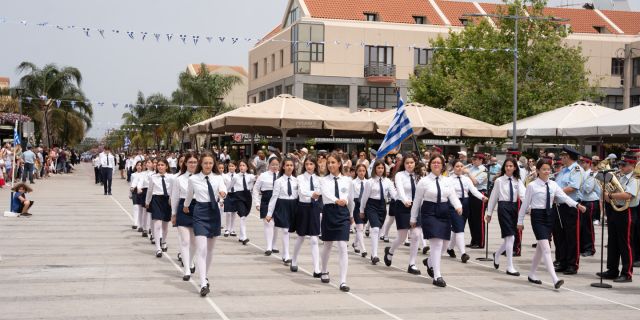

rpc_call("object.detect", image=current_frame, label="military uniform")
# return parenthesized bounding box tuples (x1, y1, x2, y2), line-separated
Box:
(579, 157, 600, 256)
(468, 153, 488, 248)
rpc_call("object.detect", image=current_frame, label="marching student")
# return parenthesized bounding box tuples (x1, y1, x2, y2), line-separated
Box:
(253, 157, 281, 255)
(319, 152, 355, 292)
(359, 160, 397, 265)
(146, 159, 175, 258)
(351, 164, 369, 258)
(125, 154, 134, 182)
(92, 155, 102, 185)
(410, 155, 462, 288)
(227, 159, 255, 245)
(184, 153, 227, 297)
(171, 152, 198, 281)
(290, 157, 322, 273)
(486, 158, 525, 276)
(266, 158, 299, 265)
(518, 158, 586, 290)
(384, 154, 422, 274)
(129, 161, 144, 231)
(445, 160, 487, 263)
(223, 161, 238, 237)
(136, 159, 155, 239)
(99, 146, 116, 195)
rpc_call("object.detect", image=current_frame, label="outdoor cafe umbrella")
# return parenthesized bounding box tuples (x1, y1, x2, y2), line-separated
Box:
(561, 105, 640, 137)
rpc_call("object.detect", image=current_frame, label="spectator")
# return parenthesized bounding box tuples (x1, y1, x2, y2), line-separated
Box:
(21, 145, 36, 184)
(11, 182, 33, 217)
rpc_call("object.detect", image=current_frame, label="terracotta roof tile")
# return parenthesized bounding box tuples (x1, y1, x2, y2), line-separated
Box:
(435, 0, 481, 26)
(0, 77, 9, 82)
(600, 10, 640, 34)
(540, 7, 619, 34)
(304, 0, 444, 25)
(190, 64, 248, 78)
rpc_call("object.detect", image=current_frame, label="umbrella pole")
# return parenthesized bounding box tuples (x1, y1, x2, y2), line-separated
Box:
(281, 129, 288, 154)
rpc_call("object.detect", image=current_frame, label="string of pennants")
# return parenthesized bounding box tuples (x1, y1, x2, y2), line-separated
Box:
(0, 16, 513, 52)
(20, 95, 212, 110)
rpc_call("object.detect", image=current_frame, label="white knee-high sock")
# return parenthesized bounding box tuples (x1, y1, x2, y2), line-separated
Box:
(455, 233, 466, 254)
(310, 236, 320, 273)
(195, 236, 208, 287)
(292, 236, 305, 266)
(447, 232, 455, 250)
(189, 230, 196, 268)
(137, 206, 144, 229)
(355, 224, 366, 252)
(162, 222, 169, 243)
(505, 235, 516, 272)
(264, 220, 274, 251)
(228, 212, 237, 231)
(205, 238, 216, 274)
(272, 223, 279, 251)
(382, 216, 395, 237)
(239, 216, 247, 240)
(495, 239, 506, 266)
(225, 213, 231, 231)
(370, 227, 380, 257)
(539, 240, 558, 283)
(178, 226, 192, 275)
(321, 241, 332, 273)
(338, 241, 348, 284)
(529, 243, 543, 280)
(281, 228, 290, 260)
(389, 229, 409, 255)
(146, 212, 152, 231)
(132, 205, 139, 226)
(429, 239, 443, 278)
(153, 220, 163, 251)
(409, 228, 421, 265)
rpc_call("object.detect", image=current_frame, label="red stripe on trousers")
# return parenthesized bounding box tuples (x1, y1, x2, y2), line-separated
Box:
(575, 206, 580, 269)
(589, 202, 595, 254)
(480, 192, 485, 247)
(626, 208, 633, 278)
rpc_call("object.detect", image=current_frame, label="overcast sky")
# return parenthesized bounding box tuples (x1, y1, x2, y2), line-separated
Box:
(1, 0, 638, 138)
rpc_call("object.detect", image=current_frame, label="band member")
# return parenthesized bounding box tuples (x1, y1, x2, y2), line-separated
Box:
(253, 157, 281, 256)
(467, 152, 488, 248)
(518, 159, 586, 290)
(351, 164, 369, 257)
(411, 155, 463, 287)
(579, 156, 599, 257)
(266, 158, 299, 265)
(598, 153, 638, 283)
(227, 160, 255, 245)
(171, 153, 198, 281)
(291, 157, 322, 274)
(553, 146, 584, 275)
(145, 159, 175, 258)
(486, 158, 525, 276)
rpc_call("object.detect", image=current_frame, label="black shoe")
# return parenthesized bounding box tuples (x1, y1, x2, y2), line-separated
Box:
(177, 253, 182, 262)
(131, 225, 137, 230)
(230, 231, 237, 237)
(383, 236, 390, 243)
(242, 239, 250, 245)
(223, 231, 229, 237)
(156, 250, 163, 258)
(404, 241, 410, 247)
(554, 266, 567, 273)
(553, 261, 561, 268)
(554, 279, 564, 289)
(493, 253, 499, 270)
(563, 267, 577, 275)
(264, 250, 272, 256)
(361, 251, 368, 258)
(161, 242, 168, 252)
(365, 230, 370, 237)
(532, 243, 537, 248)
(339, 283, 350, 292)
(446, 249, 456, 258)
(596, 271, 618, 279)
(461, 253, 470, 263)
(321, 272, 330, 283)
(422, 247, 429, 255)
(283, 259, 292, 266)
(423, 258, 434, 278)
(506, 270, 521, 277)
(613, 275, 632, 283)
(433, 277, 447, 287)
(272, 249, 280, 254)
(290, 265, 298, 272)
(313, 272, 322, 278)
(407, 265, 421, 275)
(352, 242, 360, 254)
(137, 227, 143, 232)
(371, 256, 380, 265)
(183, 275, 190, 281)
(379, 236, 385, 241)
(470, 245, 481, 249)
(142, 232, 148, 238)
(190, 266, 196, 274)
(200, 286, 210, 297)
(466, 244, 472, 248)
(528, 277, 542, 285)
(383, 247, 392, 267)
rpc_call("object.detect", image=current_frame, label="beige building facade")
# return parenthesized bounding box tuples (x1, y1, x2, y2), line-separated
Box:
(186, 64, 248, 108)
(248, 0, 640, 112)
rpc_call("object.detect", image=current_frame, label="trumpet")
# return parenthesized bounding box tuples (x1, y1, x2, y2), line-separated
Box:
(595, 159, 630, 212)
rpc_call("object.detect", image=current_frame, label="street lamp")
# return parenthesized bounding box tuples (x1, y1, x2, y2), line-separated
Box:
(15, 88, 25, 149)
(463, 11, 568, 149)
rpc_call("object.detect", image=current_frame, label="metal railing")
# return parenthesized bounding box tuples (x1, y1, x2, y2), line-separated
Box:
(364, 63, 396, 77)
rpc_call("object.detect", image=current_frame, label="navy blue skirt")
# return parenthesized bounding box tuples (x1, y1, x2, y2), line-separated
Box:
(353, 200, 368, 224)
(233, 190, 252, 217)
(498, 201, 518, 238)
(420, 201, 452, 240)
(131, 189, 138, 205)
(193, 201, 222, 238)
(136, 188, 147, 206)
(176, 198, 195, 228)
(273, 198, 297, 229)
(296, 201, 321, 236)
(450, 198, 468, 233)
(259, 191, 272, 219)
(150, 195, 171, 222)
(392, 200, 413, 230)
(530, 208, 554, 240)
(321, 204, 350, 242)
(223, 193, 237, 213)
(364, 198, 387, 228)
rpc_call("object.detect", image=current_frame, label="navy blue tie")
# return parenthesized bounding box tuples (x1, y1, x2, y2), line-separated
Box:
(334, 177, 340, 199)
(242, 174, 247, 191)
(205, 176, 216, 210)
(287, 177, 292, 196)
(410, 174, 416, 200)
(230, 173, 235, 193)
(359, 180, 364, 201)
(458, 176, 465, 200)
(310, 175, 314, 191)
(161, 175, 168, 196)
(379, 178, 384, 201)
(273, 172, 277, 186)
(509, 177, 514, 202)
(545, 182, 550, 211)
(436, 177, 441, 203)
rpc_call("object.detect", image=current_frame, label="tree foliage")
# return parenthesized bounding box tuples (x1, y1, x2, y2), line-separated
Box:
(409, 0, 600, 126)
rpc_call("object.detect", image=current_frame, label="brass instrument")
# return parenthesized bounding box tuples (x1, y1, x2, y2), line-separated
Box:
(595, 159, 630, 212)
(524, 172, 537, 187)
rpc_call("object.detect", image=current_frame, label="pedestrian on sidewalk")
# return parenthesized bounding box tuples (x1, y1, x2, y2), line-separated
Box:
(21, 145, 36, 184)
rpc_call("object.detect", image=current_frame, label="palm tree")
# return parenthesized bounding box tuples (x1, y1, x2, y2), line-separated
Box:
(177, 63, 242, 117)
(16, 62, 91, 147)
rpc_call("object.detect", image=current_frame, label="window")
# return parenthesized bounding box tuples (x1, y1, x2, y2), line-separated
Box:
(632, 95, 640, 107)
(460, 18, 469, 26)
(602, 95, 623, 110)
(303, 84, 349, 107)
(253, 62, 258, 79)
(263, 58, 268, 75)
(251, 96, 257, 103)
(286, 6, 299, 27)
(358, 87, 397, 109)
(633, 58, 640, 87)
(414, 48, 433, 66)
(414, 16, 426, 24)
(259, 91, 266, 102)
(271, 54, 276, 72)
(267, 88, 274, 100)
(279, 49, 284, 68)
(365, 45, 394, 65)
(365, 13, 378, 21)
(593, 26, 608, 34)
(291, 23, 325, 74)
(285, 85, 293, 95)
(275, 85, 283, 96)
(611, 58, 624, 76)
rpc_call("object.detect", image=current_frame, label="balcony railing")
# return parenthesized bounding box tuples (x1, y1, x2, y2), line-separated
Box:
(364, 63, 396, 78)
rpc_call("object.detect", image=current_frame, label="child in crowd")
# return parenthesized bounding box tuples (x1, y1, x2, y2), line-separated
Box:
(12, 183, 34, 217)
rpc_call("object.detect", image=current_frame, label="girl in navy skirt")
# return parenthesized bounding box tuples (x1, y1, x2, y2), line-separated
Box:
(446, 160, 487, 263)
(136, 159, 155, 239)
(319, 152, 355, 292)
(351, 164, 369, 258)
(184, 153, 227, 297)
(266, 158, 298, 265)
(227, 159, 255, 245)
(486, 158, 525, 276)
(145, 159, 175, 258)
(384, 155, 423, 274)
(253, 157, 281, 255)
(517, 159, 585, 289)
(291, 157, 322, 274)
(129, 161, 144, 232)
(359, 160, 397, 265)
(410, 155, 462, 288)
(171, 152, 198, 281)
(223, 161, 238, 237)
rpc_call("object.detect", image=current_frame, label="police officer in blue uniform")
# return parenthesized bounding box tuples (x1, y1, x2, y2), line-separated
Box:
(579, 156, 600, 257)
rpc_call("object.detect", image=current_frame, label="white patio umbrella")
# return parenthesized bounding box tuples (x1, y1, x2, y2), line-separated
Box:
(561, 105, 640, 136)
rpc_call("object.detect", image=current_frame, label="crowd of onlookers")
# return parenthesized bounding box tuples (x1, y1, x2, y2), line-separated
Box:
(0, 143, 81, 187)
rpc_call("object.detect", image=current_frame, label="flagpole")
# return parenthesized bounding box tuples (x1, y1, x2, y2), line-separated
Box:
(395, 87, 422, 162)
(10, 120, 18, 210)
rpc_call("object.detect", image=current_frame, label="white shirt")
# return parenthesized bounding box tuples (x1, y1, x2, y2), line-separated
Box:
(219, 153, 230, 162)
(352, 177, 368, 202)
(410, 173, 462, 224)
(167, 157, 178, 168)
(99, 152, 116, 169)
(359, 176, 398, 213)
(130, 171, 141, 189)
(145, 173, 175, 205)
(92, 157, 100, 168)
(171, 172, 193, 216)
(580, 169, 601, 202)
(297, 172, 322, 203)
(227, 172, 256, 193)
(450, 173, 485, 200)
(184, 172, 227, 207)
(267, 174, 299, 217)
(619, 172, 639, 208)
(469, 165, 488, 190)
(395, 171, 418, 203)
(125, 158, 134, 170)
(320, 173, 355, 214)
(134, 155, 145, 163)
(135, 170, 154, 189)
(252, 171, 279, 204)
(517, 178, 578, 225)
(486, 175, 526, 216)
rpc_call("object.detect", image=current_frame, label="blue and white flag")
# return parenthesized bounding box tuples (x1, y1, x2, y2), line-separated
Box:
(13, 121, 20, 146)
(124, 135, 131, 150)
(376, 93, 413, 159)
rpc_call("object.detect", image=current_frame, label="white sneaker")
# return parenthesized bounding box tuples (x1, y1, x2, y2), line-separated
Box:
(593, 220, 600, 226)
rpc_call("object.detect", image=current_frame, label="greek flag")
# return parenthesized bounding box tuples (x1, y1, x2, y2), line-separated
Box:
(124, 135, 131, 150)
(13, 121, 20, 146)
(376, 94, 413, 159)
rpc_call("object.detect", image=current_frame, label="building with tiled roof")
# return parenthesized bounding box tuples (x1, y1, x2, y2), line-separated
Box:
(0, 77, 9, 90)
(248, 0, 640, 111)
(186, 64, 248, 107)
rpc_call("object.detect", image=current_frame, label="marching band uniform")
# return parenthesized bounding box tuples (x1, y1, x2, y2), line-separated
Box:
(227, 171, 255, 244)
(267, 173, 299, 264)
(468, 153, 488, 248)
(291, 171, 322, 273)
(579, 157, 599, 257)
(253, 170, 280, 255)
(171, 171, 196, 280)
(359, 175, 397, 265)
(447, 172, 485, 263)
(146, 172, 175, 257)
(351, 176, 368, 257)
